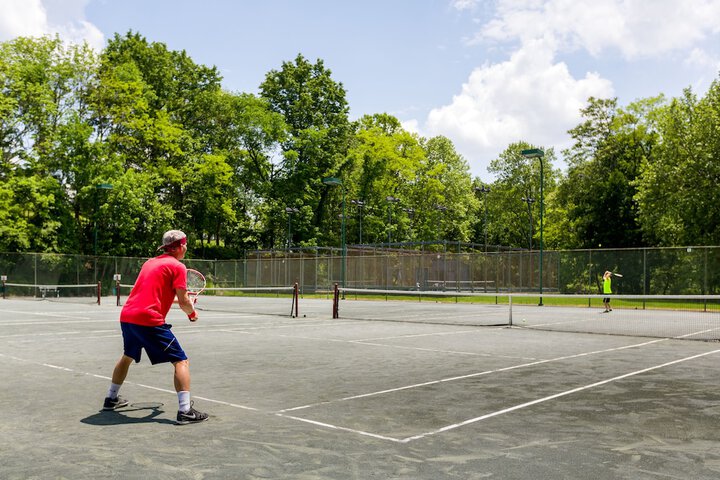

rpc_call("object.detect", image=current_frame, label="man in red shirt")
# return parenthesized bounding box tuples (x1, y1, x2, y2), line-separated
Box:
(103, 230, 208, 425)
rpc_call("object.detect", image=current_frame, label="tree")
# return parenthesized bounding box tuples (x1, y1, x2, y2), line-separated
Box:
(635, 80, 720, 246)
(0, 174, 68, 252)
(488, 142, 558, 249)
(193, 91, 288, 251)
(90, 32, 243, 253)
(183, 153, 236, 253)
(0, 36, 99, 253)
(558, 97, 653, 248)
(416, 136, 476, 243)
(260, 54, 352, 247)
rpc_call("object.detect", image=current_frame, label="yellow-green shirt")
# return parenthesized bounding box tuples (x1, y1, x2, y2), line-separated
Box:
(603, 276, 612, 294)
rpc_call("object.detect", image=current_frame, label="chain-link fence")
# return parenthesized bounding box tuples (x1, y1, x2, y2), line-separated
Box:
(2, 246, 719, 296)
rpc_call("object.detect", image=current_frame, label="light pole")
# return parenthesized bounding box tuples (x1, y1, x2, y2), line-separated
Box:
(521, 196, 535, 250)
(350, 199, 365, 244)
(385, 195, 400, 245)
(285, 207, 299, 249)
(475, 185, 491, 293)
(521, 148, 544, 305)
(322, 177, 346, 289)
(94, 183, 113, 256)
(474, 185, 491, 252)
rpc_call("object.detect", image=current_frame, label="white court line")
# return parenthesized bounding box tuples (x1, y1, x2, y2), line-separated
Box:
(216, 325, 537, 361)
(0, 352, 260, 412)
(0, 351, 383, 439)
(0, 331, 85, 339)
(0, 319, 109, 326)
(170, 321, 355, 334)
(675, 326, 720, 339)
(349, 340, 538, 361)
(355, 329, 490, 342)
(0, 320, 362, 341)
(350, 326, 525, 358)
(276, 414, 403, 442)
(400, 347, 720, 442)
(0, 310, 93, 320)
(3, 340, 720, 444)
(276, 338, 667, 413)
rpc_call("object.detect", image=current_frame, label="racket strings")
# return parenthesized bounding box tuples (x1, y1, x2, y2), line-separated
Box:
(186, 269, 206, 294)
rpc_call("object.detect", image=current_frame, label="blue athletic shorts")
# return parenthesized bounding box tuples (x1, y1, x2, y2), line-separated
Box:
(121, 322, 188, 365)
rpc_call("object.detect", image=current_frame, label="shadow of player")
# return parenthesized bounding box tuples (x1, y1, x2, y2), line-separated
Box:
(81, 403, 176, 426)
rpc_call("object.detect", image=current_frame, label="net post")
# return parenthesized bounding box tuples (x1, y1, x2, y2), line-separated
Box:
(332, 283, 339, 319)
(96, 281, 101, 305)
(114, 273, 122, 306)
(293, 282, 299, 318)
(1, 276, 6, 299)
(508, 294, 513, 326)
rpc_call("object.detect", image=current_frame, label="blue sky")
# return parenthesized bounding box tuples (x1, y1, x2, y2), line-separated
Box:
(2, 0, 719, 180)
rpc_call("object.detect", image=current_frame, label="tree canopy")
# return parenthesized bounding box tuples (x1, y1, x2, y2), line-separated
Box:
(1, 33, 719, 257)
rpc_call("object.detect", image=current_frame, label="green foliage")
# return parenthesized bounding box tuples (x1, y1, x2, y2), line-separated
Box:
(635, 82, 720, 246)
(0, 174, 68, 252)
(556, 97, 652, 248)
(260, 54, 352, 247)
(1, 33, 719, 258)
(488, 142, 559, 249)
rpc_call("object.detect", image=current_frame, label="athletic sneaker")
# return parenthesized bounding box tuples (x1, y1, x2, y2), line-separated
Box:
(103, 395, 129, 411)
(176, 401, 209, 425)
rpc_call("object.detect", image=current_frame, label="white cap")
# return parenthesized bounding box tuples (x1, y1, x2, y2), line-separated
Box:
(157, 230, 187, 251)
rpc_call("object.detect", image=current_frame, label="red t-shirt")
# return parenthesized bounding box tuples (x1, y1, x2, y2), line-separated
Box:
(120, 254, 187, 326)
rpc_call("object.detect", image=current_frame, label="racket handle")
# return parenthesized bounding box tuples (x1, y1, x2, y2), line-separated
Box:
(188, 310, 197, 321)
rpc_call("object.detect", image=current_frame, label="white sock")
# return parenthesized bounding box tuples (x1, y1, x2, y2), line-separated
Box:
(178, 391, 191, 413)
(107, 383, 121, 399)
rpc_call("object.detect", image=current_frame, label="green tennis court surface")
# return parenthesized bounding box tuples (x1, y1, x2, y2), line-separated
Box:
(2, 296, 720, 479)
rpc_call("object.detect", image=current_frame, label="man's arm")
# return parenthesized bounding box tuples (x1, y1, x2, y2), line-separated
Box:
(176, 288, 198, 321)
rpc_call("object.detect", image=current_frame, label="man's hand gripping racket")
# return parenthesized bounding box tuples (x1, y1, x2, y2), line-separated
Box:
(186, 269, 206, 322)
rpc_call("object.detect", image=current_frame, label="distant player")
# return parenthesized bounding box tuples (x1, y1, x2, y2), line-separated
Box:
(102, 230, 208, 425)
(603, 270, 613, 313)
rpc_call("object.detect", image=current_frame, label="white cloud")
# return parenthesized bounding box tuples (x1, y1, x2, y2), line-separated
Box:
(423, 38, 613, 176)
(685, 47, 720, 70)
(401, 118, 421, 135)
(451, 0, 481, 11)
(481, 0, 720, 59)
(0, 0, 48, 39)
(422, 0, 720, 178)
(0, 0, 104, 49)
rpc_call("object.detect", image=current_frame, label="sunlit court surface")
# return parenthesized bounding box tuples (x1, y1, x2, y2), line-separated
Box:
(3, 295, 720, 480)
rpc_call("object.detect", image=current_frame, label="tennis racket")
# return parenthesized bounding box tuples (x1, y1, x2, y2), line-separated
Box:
(186, 268, 206, 300)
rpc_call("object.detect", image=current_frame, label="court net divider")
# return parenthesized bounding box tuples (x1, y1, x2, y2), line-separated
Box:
(117, 283, 300, 318)
(1, 281, 102, 305)
(332, 285, 720, 340)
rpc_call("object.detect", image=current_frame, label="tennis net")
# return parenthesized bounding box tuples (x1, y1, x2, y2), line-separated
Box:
(333, 287, 510, 327)
(510, 293, 720, 340)
(117, 284, 299, 318)
(1, 282, 101, 305)
(333, 287, 720, 340)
